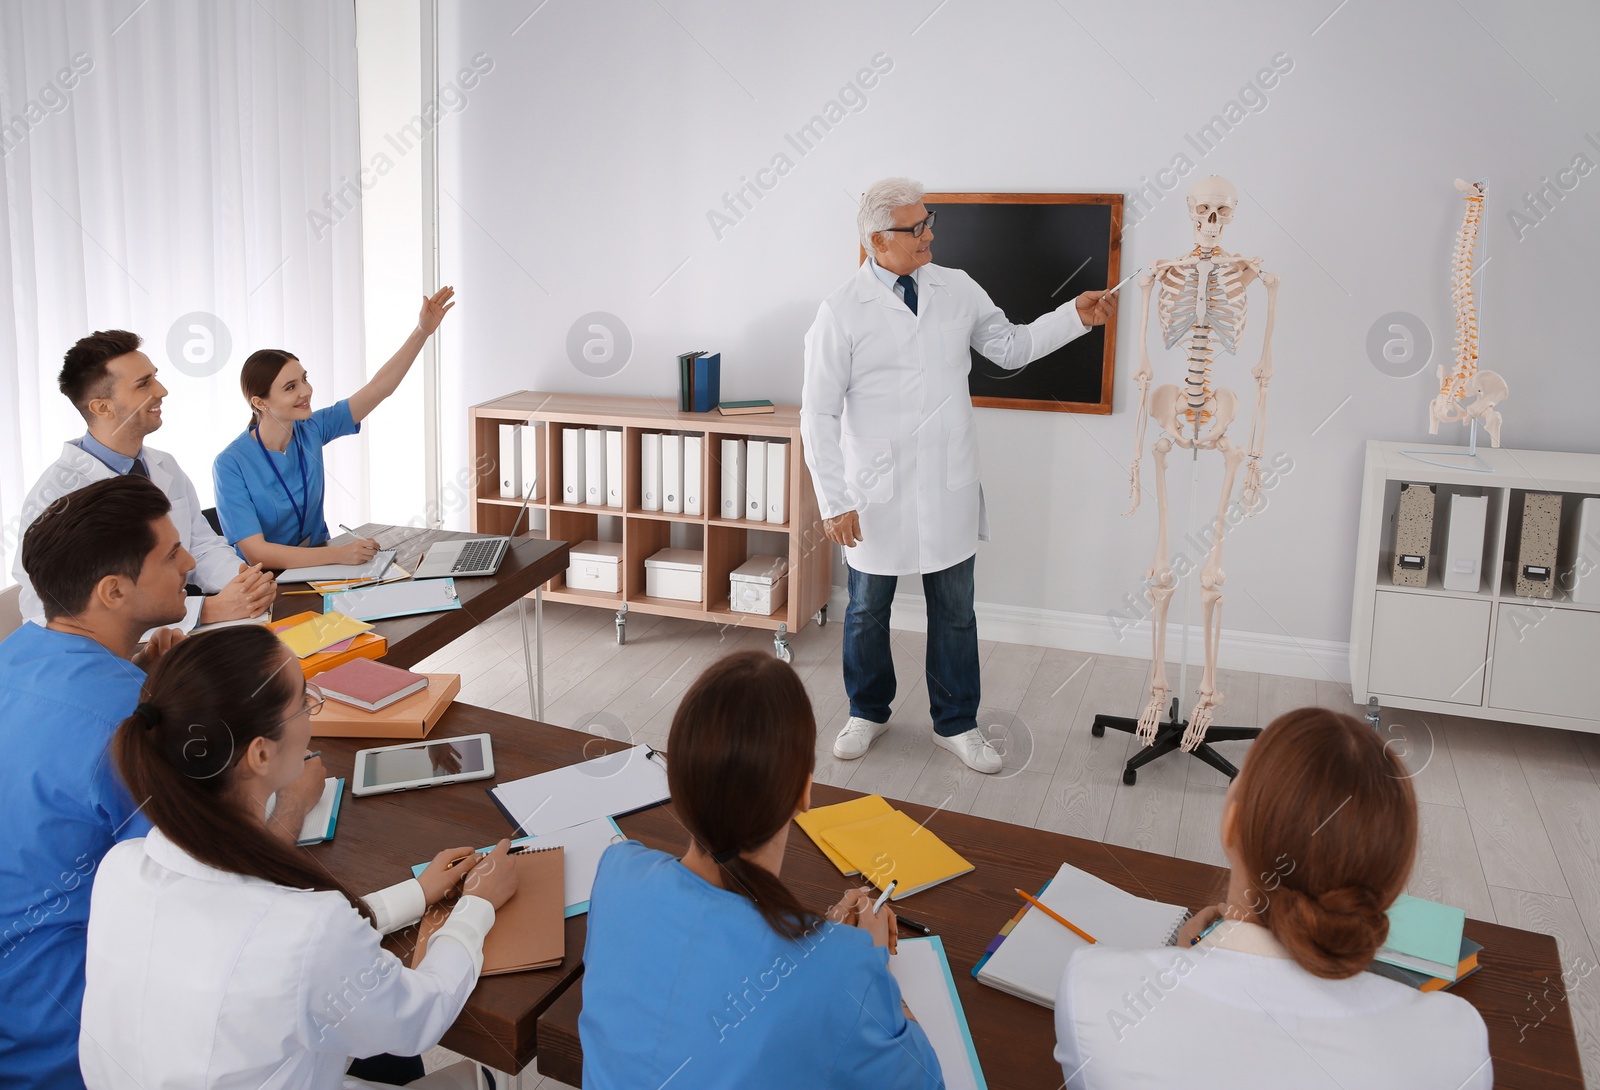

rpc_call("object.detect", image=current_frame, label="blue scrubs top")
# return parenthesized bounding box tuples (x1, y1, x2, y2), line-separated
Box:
(580, 842, 943, 1090)
(212, 398, 360, 548)
(0, 623, 151, 1089)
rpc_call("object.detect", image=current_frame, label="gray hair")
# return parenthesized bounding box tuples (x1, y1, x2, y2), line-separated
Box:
(857, 177, 926, 252)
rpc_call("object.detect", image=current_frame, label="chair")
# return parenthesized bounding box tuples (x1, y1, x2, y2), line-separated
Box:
(0, 584, 23, 641)
(202, 507, 223, 536)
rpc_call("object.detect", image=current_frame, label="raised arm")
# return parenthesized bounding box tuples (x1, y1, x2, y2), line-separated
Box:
(348, 287, 456, 424)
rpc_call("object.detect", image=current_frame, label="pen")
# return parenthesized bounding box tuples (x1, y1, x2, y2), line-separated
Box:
(872, 881, 897, 914)
(303, 750, 321, 761)
(895, 915, 933, 936)
(1015, 887, 1097, 944)
(1104, 266, 1146, 296)
(338, 523, 356, 536)
(1190, 916, 1226, 946)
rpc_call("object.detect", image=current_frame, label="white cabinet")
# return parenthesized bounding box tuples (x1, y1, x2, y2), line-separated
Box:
(1350, 441, 1600, 734)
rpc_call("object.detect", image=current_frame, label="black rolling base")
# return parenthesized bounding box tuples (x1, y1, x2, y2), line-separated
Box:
(1091, 698, 1262, 785)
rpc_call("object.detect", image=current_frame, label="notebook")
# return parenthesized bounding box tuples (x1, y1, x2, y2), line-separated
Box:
(325, 578, 462, 622)
(489, 746, 670, 838)
(276, 550, 397, 584)
(973, 862, 1191, 1008)
(295, 778, 344, 846)
(819, 810, 973, 900)
(1375, 894, 1468, 979)
(795, 795, 895, 875)
(889, 937, 987, 1090)
(306, 561, 410, 593)
(269, 611, 387, 678)
(1368, 936, 1483, 992)
(315, 658, 429, 712)
(410, 817, 623, 918)
(412, 845, 565, 974)
(276, 612, 374, 658)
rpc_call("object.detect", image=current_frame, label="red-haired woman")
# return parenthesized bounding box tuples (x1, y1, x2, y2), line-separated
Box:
(1055, 708, 1491, 1089)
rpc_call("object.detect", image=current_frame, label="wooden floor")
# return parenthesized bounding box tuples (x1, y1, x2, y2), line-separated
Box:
(417, 599, 1600, 1090)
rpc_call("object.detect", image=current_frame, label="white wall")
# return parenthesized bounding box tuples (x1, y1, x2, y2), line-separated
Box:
(431, 0, 1600, 677)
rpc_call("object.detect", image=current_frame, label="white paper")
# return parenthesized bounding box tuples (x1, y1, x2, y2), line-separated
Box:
(889, 937, 985, 1090)
(976, 862, 1187, 1007)
(491, 746, 669, 837)
(277, 550, 396, 584)
(411, 816, 622, 917)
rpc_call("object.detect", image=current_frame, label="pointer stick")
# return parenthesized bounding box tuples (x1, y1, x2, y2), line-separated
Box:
(1104, 266, 1146, 296)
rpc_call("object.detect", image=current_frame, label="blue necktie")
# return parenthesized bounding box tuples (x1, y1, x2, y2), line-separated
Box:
(896, 274, 918, 315)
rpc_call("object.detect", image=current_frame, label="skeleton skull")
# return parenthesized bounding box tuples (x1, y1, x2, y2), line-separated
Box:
(1187, 175, 1239, 249)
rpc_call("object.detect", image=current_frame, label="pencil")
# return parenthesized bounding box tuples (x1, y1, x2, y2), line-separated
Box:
(1014, 887, 1097, 944)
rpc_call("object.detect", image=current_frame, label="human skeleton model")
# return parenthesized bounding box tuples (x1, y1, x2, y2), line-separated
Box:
(1124, 176, 1280, 751)
(1428, 179, 1508, 447)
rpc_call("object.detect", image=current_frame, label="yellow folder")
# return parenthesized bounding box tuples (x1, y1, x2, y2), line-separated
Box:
(276, 611, 373, 658)
(795, 795, 895, 875)
(820, 809, 974, 900)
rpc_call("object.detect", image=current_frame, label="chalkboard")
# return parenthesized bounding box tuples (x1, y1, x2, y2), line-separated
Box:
(923, 193, 1122, 414)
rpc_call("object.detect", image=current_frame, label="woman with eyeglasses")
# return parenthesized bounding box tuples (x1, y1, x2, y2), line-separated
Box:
(78, 625, 518, 1089)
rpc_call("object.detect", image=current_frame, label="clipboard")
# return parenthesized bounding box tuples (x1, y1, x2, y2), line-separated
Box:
(324, 578, 462, 622)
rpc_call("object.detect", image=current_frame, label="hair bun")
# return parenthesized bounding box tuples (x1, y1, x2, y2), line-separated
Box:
(1269, 883, 1389, 979)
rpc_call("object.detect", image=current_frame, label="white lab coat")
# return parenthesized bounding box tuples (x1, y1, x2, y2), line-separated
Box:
(1054, 919, 1493, 1090)
(79, 829, 495, 1090)
(11, 442, 242, 630)
(801, 261, 1088, 576)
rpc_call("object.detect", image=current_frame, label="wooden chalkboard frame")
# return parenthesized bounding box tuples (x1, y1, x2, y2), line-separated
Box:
(925, 192, 1123, 415)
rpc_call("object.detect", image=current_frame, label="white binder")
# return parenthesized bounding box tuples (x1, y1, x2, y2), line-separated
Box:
(662, 434, 684, 514)
(498, 426, 522, 499)
(561, 428, 585, 505)
(605, 429, 623, 508)
(584, 428, 606, 507)
(745, 439, 767, 523)
(1442, 493, 1488, 592)
(683, 436, 703, 516)
(720, 439, 745, 520)
(1569, 497, 1600, 605)
(641, 432, 662, 512)
(520, 424, 540, 501)
(765, 439, 788, 524)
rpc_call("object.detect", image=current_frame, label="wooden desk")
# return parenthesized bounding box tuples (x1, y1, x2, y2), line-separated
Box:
(270, 524, 569, 671)
(314, 708, 1583, 1088)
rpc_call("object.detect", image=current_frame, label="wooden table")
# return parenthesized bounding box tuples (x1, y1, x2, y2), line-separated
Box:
(270, 525, 569, 700)
(314, 707, 1584, 1088)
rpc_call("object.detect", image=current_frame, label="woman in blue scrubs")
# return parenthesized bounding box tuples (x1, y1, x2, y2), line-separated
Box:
(579, 651, 944, 1090)
(213, 287, 455, 569)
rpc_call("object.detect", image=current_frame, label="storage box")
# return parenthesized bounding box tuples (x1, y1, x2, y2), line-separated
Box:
(729, 555, 789, 615)
(567, 540, 624, 593)
(645, 548, 703, 602)
(311, 672, 461, 739)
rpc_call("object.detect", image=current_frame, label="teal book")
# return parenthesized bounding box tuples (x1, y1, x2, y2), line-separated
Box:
(1375, 894, 1467, 979)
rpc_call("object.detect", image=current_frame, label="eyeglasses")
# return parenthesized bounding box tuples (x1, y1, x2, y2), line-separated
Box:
(284, 683, 325, 728)
(883, 210, 936, 238)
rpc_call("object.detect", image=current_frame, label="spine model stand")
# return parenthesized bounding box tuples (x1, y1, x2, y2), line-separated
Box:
(1123, 176, 1279, 753)
(1428, 179, 1508, 447)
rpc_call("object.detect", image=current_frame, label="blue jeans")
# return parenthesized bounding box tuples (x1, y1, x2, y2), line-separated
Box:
(843, 555, 979, 738)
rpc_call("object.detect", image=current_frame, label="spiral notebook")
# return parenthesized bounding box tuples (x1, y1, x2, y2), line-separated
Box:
(973, 862, 1191, 1008)
(411, 845, 565, 975)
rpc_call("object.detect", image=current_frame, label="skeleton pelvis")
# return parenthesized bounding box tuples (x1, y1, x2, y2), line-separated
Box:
(1152, 383, 1238, 447)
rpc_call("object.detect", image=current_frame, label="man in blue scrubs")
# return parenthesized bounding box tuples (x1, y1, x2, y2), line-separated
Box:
(0, 476, 193, 1088)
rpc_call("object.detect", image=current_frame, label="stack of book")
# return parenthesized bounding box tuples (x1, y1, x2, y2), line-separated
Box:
(796, 794, 972, 901)
(310, 658, 461, 739)
(1369, 894, 1482, 991)
(677, 350, 720, 413)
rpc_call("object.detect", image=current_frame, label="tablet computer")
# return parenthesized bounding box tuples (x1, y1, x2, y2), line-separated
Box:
(351, 734, 495, 797)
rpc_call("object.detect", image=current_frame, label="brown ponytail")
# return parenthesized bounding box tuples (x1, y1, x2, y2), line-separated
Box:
(112, 626, 374, 923)
(1229, 707, 1417, 978)
(240, 349, 297, 428)
(666, 650, 819, 940)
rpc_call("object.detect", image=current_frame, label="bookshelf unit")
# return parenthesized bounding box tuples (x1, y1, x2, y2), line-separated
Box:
(1350, 440, 1600, 733)
(468, 392, 831, 658)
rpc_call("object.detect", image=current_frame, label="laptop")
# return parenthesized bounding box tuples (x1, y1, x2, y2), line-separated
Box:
(413, 485, 536, 579)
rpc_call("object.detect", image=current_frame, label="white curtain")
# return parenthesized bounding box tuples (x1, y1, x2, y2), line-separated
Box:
(0, 0, 367, 582)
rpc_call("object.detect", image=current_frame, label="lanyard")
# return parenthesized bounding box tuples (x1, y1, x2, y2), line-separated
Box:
(253, 425, 311, 544)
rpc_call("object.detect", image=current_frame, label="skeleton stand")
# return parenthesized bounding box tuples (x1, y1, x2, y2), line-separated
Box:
(1091, 452, 1260, 784)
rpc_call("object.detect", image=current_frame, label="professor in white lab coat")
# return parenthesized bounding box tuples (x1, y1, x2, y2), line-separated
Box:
(800, 177, 1114, 773)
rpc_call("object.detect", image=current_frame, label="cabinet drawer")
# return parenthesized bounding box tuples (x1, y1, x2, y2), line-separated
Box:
(1489, 606, 1600, 721)
(1369, 592, 1491, 705)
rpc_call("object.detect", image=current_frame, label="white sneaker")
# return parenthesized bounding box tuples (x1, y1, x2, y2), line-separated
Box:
(833, 716, 889, 759)
(933, 727, 1003, 774)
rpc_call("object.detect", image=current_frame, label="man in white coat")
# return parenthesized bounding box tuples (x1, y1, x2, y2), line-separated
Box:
(801, 178, 1114, 773)
(11, 330, 276, 628)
